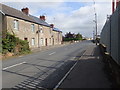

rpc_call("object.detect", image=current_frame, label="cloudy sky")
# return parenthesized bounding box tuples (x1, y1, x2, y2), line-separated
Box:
(1, 0, 112, 38)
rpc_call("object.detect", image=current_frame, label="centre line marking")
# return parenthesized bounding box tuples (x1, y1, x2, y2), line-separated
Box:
(2, 62, 26, 70)
(49, 52, 56, 55)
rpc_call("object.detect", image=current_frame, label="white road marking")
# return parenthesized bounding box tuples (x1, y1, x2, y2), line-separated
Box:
(54, 51, 86, 89)
(54, 60, 78, 90)
(49, 52, 56, 55)
(2, 62, 26, 70)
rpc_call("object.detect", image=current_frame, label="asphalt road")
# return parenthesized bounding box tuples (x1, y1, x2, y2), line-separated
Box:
(2, 40, 92, 89)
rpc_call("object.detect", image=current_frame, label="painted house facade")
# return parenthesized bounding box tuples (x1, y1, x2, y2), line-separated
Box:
(1, 4, 62, 49)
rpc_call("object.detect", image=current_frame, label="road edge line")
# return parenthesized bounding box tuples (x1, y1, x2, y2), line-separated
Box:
(53, 50, 86, 90)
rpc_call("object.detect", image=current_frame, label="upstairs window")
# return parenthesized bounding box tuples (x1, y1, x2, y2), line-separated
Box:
(31, 24, 35, 32)
(14, 20, 19, 30)
(40, 27, 43, 33)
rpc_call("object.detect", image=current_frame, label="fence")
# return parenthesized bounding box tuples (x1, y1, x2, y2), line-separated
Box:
(100, 4, 120, 65)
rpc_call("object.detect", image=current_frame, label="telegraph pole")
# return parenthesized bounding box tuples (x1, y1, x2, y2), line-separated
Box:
(93, 30, 95, 41)
(93, 0, 98, 45)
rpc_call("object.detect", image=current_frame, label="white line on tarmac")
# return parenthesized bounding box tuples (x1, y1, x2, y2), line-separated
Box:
(54, 50, 86, 90)
(49, 52, 56, 55)
(54, 60, 78, 90)
(2, 62, 26, 70)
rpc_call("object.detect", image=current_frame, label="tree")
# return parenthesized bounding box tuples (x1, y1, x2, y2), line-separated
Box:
(63, 32, 83, 41)
(65, 32, 75, 38)
(75, 33, 82, 40)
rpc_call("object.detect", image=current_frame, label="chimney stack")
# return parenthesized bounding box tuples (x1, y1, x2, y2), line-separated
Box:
(21, 7, 29, 15)
(40, 15, 46, 21)
(50, 24, 54, 28)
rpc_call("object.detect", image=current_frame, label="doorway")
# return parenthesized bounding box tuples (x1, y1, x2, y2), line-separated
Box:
(53, 38, 54, 45)
(45, 38, 47, 46)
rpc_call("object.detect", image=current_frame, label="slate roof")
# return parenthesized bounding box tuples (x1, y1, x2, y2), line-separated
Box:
(29, 15, 50, 27)
(53, 27, 62, 32)
(1, 3, 50, 27)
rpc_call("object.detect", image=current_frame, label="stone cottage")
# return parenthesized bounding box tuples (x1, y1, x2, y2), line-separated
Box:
(1, 3, 62, 49)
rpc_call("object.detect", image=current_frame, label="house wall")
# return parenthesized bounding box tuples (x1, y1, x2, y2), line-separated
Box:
(0, 13, 7, 39)
(6, 16, 39, 48)
(6, 16, 62, 49)
(52, 31, 62, 45)
(59, 32, 63, 44)
(38, 25, 52, 46)
(0, 13, 2, 36)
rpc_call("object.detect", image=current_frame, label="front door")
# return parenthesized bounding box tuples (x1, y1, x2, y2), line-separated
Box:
(45, 38, 47, 46)
(53, 38, 54, 45)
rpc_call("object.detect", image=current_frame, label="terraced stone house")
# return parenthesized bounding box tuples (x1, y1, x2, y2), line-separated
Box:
(0, 3, 62, 49)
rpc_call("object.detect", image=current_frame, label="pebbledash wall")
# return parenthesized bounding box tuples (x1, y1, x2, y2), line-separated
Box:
(1, 4, 62, 49)
(100, 3, 120, 65)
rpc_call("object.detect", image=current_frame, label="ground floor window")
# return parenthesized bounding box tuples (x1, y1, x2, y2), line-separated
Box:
(24, 38, 28, 41)
(49, 38, 51, 44)
(31, 38, 35, 46)
(40, 38, 44, 46)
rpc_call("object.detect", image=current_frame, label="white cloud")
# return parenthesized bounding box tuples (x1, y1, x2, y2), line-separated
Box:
(2, 2, 112, 37)
(0, 0, 112, 2)
(46, 2, 111, 37)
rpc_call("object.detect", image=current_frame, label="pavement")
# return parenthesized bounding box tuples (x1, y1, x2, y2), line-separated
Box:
(58, 44, 112, 88)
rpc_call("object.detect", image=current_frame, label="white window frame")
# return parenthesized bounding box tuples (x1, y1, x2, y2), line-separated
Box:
(31, 24, 35, 32)
(31, 38, 35, 46)
(40, 38, 44, 45)
(49, 38, 51, 44)
(40, 27, 43, 33)
(14, 20, 19, 30)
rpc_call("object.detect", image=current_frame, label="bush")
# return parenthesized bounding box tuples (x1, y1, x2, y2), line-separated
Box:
(2, 33, 30, 55)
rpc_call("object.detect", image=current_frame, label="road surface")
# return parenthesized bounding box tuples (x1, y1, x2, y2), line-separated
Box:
(2, 40, 92, 89)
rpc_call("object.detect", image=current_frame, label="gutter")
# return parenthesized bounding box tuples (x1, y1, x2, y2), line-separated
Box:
(5, 14, 51, 28)
(0, 10, 5, 15)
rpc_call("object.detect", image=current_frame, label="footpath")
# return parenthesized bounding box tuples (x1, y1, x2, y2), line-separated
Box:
(58, 44, 112, 88)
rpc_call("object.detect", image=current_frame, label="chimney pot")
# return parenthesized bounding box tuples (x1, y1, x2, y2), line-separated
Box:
(50, 24, 54, 28)
(40, 15, 46, 21)
(21, 7, 29, 15)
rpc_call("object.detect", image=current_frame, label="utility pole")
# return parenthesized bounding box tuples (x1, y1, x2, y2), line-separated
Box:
(93, 0, 98, 45)
(93, 30, 95, 41)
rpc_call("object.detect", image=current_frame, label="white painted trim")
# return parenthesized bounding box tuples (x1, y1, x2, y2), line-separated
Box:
(0, 10, 5, 15)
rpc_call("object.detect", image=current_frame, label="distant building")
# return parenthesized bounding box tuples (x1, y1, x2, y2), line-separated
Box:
(1, 3, 62, 49)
